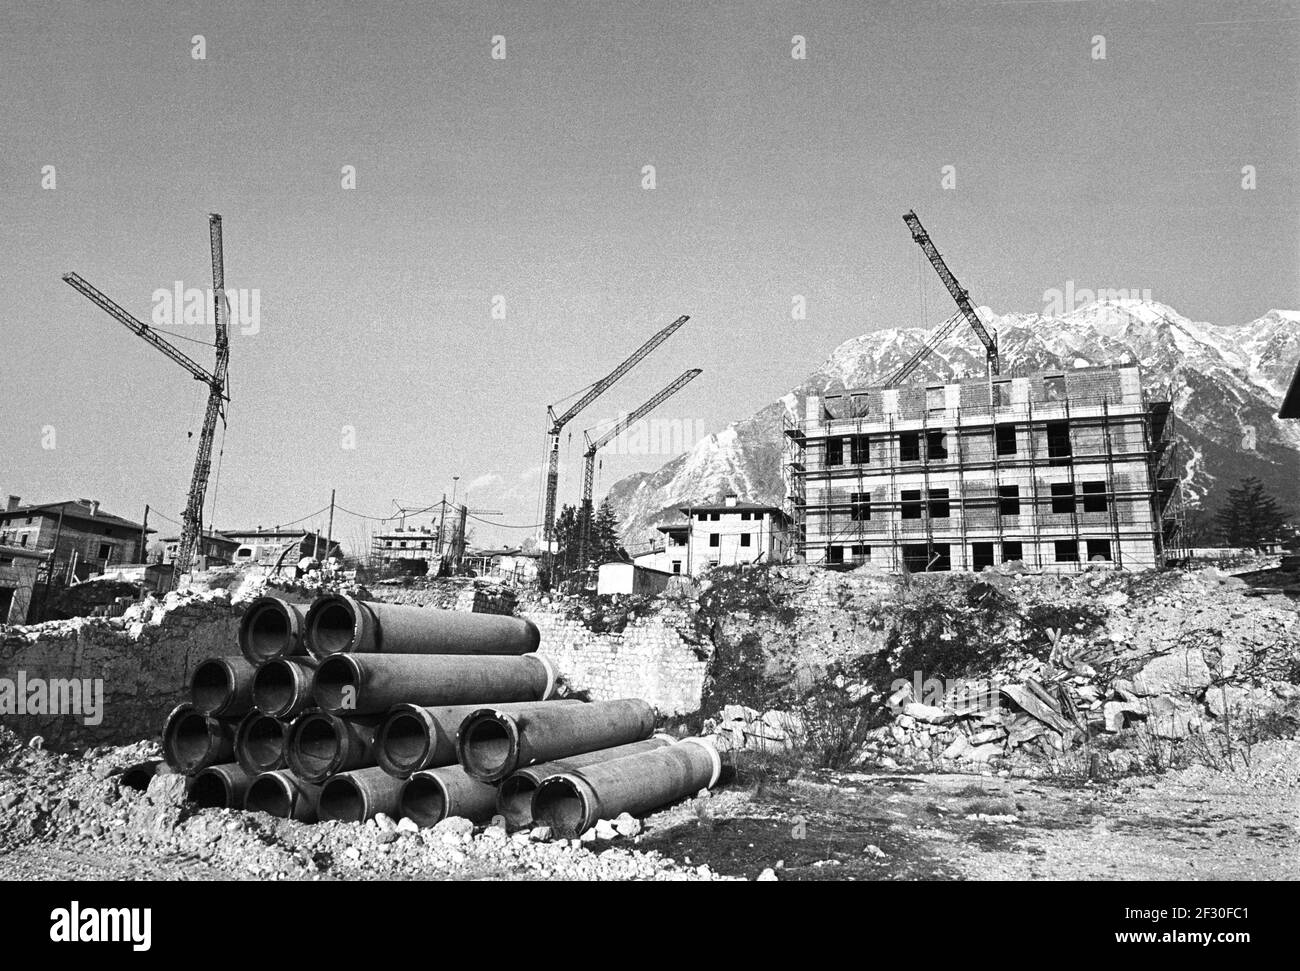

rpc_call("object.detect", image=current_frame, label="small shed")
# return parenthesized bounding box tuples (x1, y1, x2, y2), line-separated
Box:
(596, 561, 673, 597)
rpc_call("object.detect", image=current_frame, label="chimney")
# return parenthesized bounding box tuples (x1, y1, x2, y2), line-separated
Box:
(90, 500, 100, 517)
(5, 496, 19, 512)
(724, 494, 738, 507)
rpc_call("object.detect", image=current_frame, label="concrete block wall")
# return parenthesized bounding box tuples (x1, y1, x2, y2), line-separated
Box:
(525, 607, 707, 715)
(0, 593, 240, 748)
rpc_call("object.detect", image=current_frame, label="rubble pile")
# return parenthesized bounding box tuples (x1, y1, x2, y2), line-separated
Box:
(861, 566, 1299, 773)
(0, 726, 722, 880)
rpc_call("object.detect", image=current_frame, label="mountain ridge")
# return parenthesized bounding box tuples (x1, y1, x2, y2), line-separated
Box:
(605, 301, 1300, 548)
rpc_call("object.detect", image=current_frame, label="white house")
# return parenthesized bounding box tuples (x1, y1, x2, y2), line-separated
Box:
(633, 494, 790, 577)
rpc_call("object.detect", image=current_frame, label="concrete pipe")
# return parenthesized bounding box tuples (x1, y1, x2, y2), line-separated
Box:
(400, 765, 499, 828)
(312, 652, 557, 716)
(284, 710, 382, 783)
(251, 657, 319, 719)
(376, 699, 580, 778)
(304, 594, 540, 658)
(162, 703, 237, 774)
(190, 762, 256, 809)
(496, 733, 675, 829)
(317, 766, 405, 823)
(245, 770, 321, 822)
(458, 698, 657, 784)
(238, 596, 312, 664)
(119, 759, 166, 791)
(531, 737, 722, 838)
(190, 656, 258, 717)
(234, 711, 290, 774)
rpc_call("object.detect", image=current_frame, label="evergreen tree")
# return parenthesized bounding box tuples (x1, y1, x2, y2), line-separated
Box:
(1213, 477, 1288, 550)
(593, 499, 624, 563)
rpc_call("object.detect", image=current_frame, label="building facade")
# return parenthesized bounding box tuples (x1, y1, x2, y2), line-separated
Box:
(0, 497, 150, 580)
(634, 495, 791, 576)
(784, 365, 1181, 572)
(0, 544, 46, 624)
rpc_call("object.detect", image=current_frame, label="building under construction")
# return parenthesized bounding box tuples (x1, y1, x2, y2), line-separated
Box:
(784, 363, 1183, 572)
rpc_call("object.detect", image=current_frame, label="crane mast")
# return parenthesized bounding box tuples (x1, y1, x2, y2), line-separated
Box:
(576, 368, 702, 571)
(62, 213, 231, 583)
(902, 210, 999, 377)
(541, 314, 690, 582)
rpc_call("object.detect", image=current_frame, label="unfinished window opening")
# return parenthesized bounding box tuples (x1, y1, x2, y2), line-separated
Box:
(899, 432, 921, 462)
(740, 533, 751, 547)
(740, 512, 750, 521)
(850, 544, 871, 562)
(901, 489, 923, 520)
(697, 512, 707, 522)
(926, 431, 947, 461)
(1047, 421, 1072, 462)
(850, 492, 871, 521)
(972, 542, 995, 569)
(901, 543, 930, 571)
(709, 512, 720, 521)
(926, 386, 946, 412)
(1055, 540, 1079, 563)
(753, 512, 763, 521)
(992, 381, 1012, 410)
(928, 488, 950, 519)
(1086, 539, 1112, 561)
(995, 425, 1016, 456)
(825, 437, 843, 467)
(1043, 375, 1067, 401)
(97, 543, 111, 559)
(999, 485, 1020, 516)
(1002, 541, 1023, 562)
(826, 545, 844, 565)
(671, 561, 682, 574)
(1051, 483, 1075, 514)
(850, 434, 870, 464)
(1082, 481, 1108, 513)
(709, 533, 720, 547)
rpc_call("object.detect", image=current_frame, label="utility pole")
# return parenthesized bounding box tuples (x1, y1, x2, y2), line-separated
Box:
(326, 489, 336, 562)
(140, 504, 150, 564)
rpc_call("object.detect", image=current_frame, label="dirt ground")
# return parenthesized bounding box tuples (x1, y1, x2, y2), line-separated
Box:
(3, 742, 1295, 881)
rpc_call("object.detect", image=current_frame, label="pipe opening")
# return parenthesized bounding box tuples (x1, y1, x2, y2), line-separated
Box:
(532, 777, 589, 839)
(400, 775, 447, 828)
(190, 771, 231, 809)
(246, 775, 293, 817)
(309, 600, 356, 656)
(244, 602, 291, 662)
(252, 660, 297, 716)
(497, 775, 537, 829)
(191, 660, 233, 714)
(318, 776, 366, 823)
(292, 716, 340, 777)
(381, 712, 429, 771)
(313, 655, 358, 712)
(240, 715, 285, 770)
(460, 716, 514, 779)
(166, 712, 213, 769)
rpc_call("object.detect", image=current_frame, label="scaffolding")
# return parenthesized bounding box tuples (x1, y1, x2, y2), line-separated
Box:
(784, 366, 1182, 573)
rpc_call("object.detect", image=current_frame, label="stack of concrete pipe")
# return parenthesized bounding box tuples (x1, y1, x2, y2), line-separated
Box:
(156, 593, 720, 836)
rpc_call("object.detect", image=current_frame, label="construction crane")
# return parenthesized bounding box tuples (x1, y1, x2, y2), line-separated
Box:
(541, 314, 691, 581)
(63, 213, 230, 581)
(576, 368, 702, 570)
(892, 210, 1000, 384)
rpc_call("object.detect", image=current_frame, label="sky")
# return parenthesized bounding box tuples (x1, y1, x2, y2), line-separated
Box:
(1, 0, 1296, 551)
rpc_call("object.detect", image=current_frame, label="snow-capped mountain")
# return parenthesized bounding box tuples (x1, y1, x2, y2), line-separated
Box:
(606, 301, 1300, 546)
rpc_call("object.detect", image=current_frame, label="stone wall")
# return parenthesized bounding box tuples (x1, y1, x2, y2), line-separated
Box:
(0, 591, 240, 749)
(525, 605, 708, 715)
